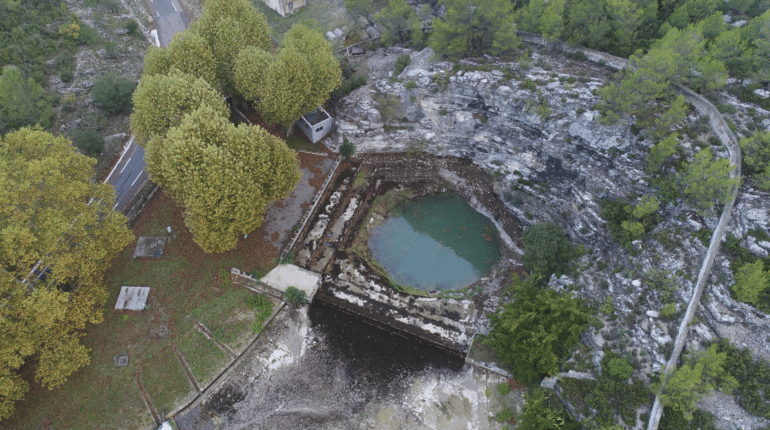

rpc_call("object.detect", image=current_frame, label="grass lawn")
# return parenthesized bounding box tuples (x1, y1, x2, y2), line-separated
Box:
(189, 286, 256, 352)
(285, 130, 325, 152)
(176, 327, 231, 387)
(3, 191, 282, 430)
(140, 344, 195, 414)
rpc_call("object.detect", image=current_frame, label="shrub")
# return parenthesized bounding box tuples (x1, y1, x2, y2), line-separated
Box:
(488, 274, 592, 383)
(284, 286, 307, 304)
(405, 80, 417, 90)
(59, 69, 74, 83)
(245, 294, 273, 333)
(660, 303, 677, 319)
(339, 138, 355, 157)
(607, 356, 633, 380)
(124, 19, 139, 35)
(68, 128, 105, 155)
(91, 74, 137, 113)
(712, 338, 770, 418)
(522, 223, 578, 278)
(331, 75, 367, 101)
(394, 54, 411, 76)
(517, 388, 579, 429)
(497, 382, 511, 396)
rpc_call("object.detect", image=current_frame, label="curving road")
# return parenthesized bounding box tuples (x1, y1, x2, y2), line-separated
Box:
(104, 0, 190, 212)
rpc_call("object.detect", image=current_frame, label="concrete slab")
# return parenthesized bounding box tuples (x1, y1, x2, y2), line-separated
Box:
(115, 286, 151, 311)
(260, 264, 321, 302)
(133, 236, 168, 258)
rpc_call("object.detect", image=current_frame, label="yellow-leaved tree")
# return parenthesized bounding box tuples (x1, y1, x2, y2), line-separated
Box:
(188, 0, 271, 95)
(143, 32, 217, 87)
(130, 69, 229, 184)
(158, 106, 301, 252)
(0, 127, 133, 420)
(258, 48, 313, 130)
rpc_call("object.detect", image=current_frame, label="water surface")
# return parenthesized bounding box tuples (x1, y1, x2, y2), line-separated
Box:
(368, 193, 501, 290)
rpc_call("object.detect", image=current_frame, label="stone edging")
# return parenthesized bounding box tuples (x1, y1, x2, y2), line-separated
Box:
(513, 30, 742, 430)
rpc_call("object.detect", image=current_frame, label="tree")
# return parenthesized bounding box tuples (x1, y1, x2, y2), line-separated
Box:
(516, 0, 546, 33)
(539, 0, 565, 43)
(188, 0, 271, 95)
(339, 138, 355, 157)
(258, 48, 313, 130)
(646, 133, 679, 173)
(487, 274, 593, 383)
(677, 148, 738, 215)
(68, 128, 105, 155)
(131, 70, 228, 183)
(156, 106, 301, 252)
(0, 127, 133, 419)
(522, 223, 577, 277)
(234, 46, 274, 102)
(0, 66, 52, 133)
(657, 344, 737, 419)
(92, 74, 137, 113)
(430, 0, 520, 59)
(732, 260, 769, 305)
(376, 0, 419, 45)
(279, 24, 342, 110)
(143, 32, 217, 87)
(740, 131, 770, 189)
(517, 388, 578, 430)
(345, 0, 370, 18)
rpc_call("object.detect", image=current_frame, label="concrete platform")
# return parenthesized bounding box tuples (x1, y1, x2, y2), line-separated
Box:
(115, 286, 151, 311)
(260, 264, 322, 302)
(133, 236, 168, 258)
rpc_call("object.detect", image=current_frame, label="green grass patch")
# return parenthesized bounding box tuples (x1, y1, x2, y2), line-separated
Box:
(189, 287, 257, 349)
(245, 293, 275, 333)
(353, 170, 368, 188)
(285, 129, 322, 152)
(140, 345, 194, 413)
(176, 327, 230, 386)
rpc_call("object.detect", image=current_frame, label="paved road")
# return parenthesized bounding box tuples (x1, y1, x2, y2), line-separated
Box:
(105, 0, 189, 212)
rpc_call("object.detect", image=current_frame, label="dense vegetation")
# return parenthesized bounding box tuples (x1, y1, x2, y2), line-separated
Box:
(487, 273, 593, 383)
(0, 127, 133, 419)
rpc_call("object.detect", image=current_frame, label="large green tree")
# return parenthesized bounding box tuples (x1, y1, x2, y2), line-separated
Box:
(375, 0, 420, 45)
(657, 344, 737, 419)
(0, 127, 133, 419)
(740, 131, 770, 190)
(234, 46, 274, 102)
(677, 148, 738, 215)
(488, 275, 593, 383)
(430, 0, 520, 59)
(156, 106, 302, 252)
(0, 66, 52, 133)
(522, 222, 577, 277)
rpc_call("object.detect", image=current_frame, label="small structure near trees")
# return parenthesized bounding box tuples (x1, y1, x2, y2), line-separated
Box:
(297, 107, 333, 143)
(261, 0, 305, 17)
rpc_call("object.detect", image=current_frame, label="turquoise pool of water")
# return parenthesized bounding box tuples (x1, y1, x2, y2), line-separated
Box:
(368, 193, 501, 291)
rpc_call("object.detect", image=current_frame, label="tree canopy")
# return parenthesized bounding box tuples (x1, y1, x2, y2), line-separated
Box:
(157, 106, 301, 252)
(0, 127, 133, 419)
(677, 148, 738, 215)
(430, 0, 520, 59)
(488, 274, 593, 383)
(0, 66, 53, 133)
(143, 32, 217, 87)
(187, 0, 270, 95)
(522, 222, 578, 278)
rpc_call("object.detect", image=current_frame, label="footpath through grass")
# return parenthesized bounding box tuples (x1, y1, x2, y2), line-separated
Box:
(4, 192, 281, 430)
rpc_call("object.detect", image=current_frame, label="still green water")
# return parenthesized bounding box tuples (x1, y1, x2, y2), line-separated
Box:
(368, 193, 501, 290)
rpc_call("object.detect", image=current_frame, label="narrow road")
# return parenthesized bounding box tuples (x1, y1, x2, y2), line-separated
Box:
(104, 0, 189, 211)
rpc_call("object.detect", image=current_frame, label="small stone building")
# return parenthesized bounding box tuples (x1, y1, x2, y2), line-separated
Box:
(261, 0, 305, 17)
(297, 107, 333, 143)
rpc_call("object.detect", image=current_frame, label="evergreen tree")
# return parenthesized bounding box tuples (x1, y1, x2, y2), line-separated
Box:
(0, 66, 52, 132)
(646, 133, 679, 173)
(732, 260, 769, 305)
(739, 131, 770, 189)
(677, 148, 738, 215)
(375, 0, 419, 45)
(430, 0, 519, 59)
(488, 274, 592, 383)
